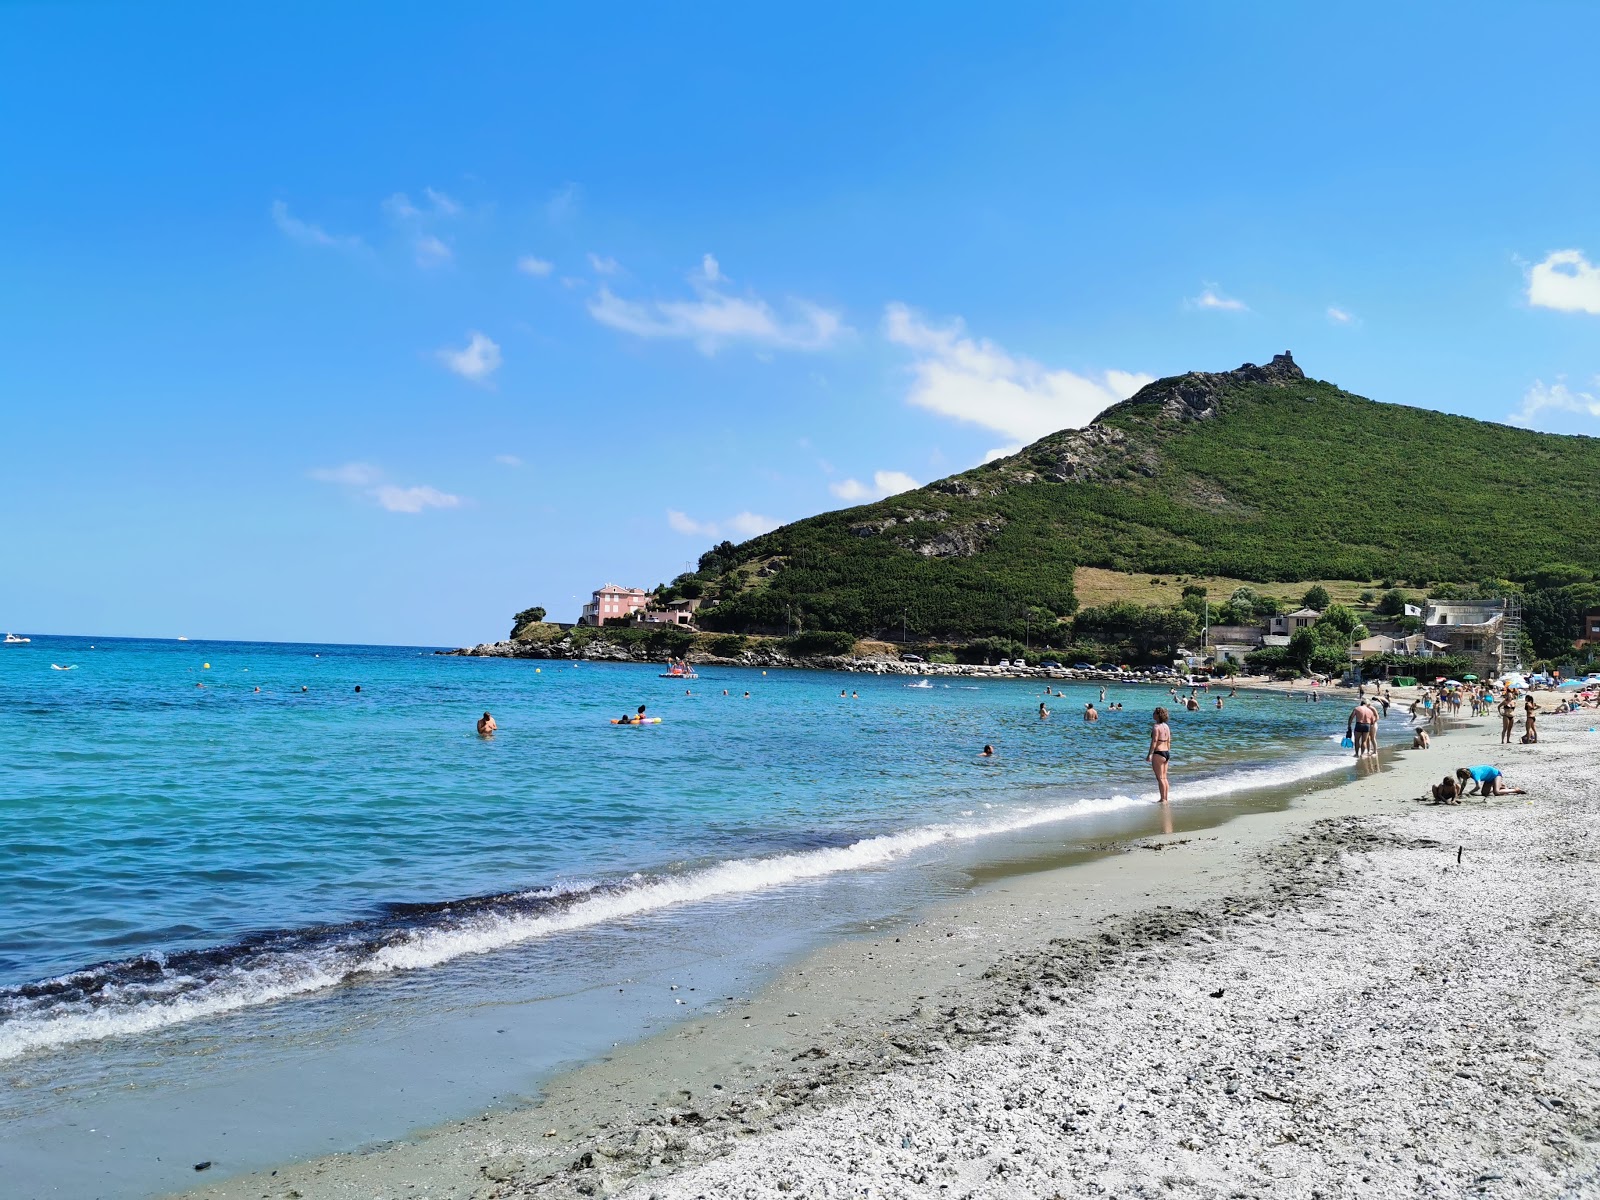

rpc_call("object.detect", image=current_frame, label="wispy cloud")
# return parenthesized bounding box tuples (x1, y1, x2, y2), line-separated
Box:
(517, 255, 554, 277)
(1509, 376, 1600, 427)
(1186, 285, 1249, 312)
(493, 454, 523, 467)
(829, 470, 920, 503)
(271, 201, 364, 251)
(666, 509, 777, 539)
(413, 234, 453, 267)
(592, 255, 847, 355)
(883, 303, 1151, 455)
(546, 182, 581, 224)
(309, 462, 382, 486)
(383, 189, 459, 266)
(1326, 305, 1357, 325)
(371, 484, 462, 513)
(587, 253, 622, 276)
(310, 463, 464, 514)
(1527, 249, 1600, 315)
(437, 331, 502, 384)
(423, 187, 461, 216)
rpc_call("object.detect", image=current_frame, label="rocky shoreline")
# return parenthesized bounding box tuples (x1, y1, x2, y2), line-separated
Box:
(439, 638, 1186, 683)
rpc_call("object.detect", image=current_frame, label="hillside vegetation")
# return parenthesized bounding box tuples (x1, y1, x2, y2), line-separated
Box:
(671, 353, 1600, 643)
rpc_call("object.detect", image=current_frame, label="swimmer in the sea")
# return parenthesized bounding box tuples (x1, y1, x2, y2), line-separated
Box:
(477, 711, 497, 737)
(980, 744, 995, 757)
(1084, 703, 1098, 722)
(1039, 701, 1050, 719)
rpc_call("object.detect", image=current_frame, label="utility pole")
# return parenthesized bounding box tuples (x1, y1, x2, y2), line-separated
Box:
(901, 609, 908, 643)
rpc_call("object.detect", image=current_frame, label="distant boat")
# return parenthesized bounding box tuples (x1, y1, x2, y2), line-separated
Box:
(177, 636, 189, 642)
(3, 633, 29, 644)
(659, 657, 698, 680)
(51, 664, 77, 671)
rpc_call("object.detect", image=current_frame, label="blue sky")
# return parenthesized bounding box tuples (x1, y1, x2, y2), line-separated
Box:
(3, 2, 1598, 645)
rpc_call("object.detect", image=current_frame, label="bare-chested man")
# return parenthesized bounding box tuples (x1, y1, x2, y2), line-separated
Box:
(1346, 698, 1378, 759)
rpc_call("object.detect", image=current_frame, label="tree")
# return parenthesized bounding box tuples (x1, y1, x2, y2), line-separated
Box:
(1287, 628, 1317, 673)
(1302, 584, 1332, 611)
(1359, 590, 1376, 606)
(1374, 588, 1409, 617)
(510, 606, 547, 637)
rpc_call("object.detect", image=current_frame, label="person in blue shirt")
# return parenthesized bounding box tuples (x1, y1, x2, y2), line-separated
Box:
(1456, 765, 1525, 797)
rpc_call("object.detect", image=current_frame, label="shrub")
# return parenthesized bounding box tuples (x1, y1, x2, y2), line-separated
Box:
(1302, 584, 1332, 611)
(779, 630, 857, 657)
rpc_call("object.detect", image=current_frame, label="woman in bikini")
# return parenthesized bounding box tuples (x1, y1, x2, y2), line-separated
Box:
(1147, 705, 1172, 805)
(1499, 695, 1517, 744)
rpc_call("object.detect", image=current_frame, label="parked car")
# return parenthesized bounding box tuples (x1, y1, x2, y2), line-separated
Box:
(899, 653, 924, 663)
(1039, 660, 1062, 669)
(1096, 663, 1119, 672)
(1073, 662, 1094, 670)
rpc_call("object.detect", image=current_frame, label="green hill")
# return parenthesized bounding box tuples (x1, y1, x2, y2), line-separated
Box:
(673, 353, 1600, 641)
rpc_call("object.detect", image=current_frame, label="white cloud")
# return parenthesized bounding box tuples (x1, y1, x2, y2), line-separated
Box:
(666, 509, 778, 539)
(883, 303, 1152, 446)
(726, 511, 777, 537)
(309, 462, 383, 486)
(271, 200, 363, 251)
(310, 463, 464, 514)
(1187, 286, 1248, 312)
(667, 509, 717, 537)
(591, 258, 846, 355)
(414, 234, 453, 267)
(588, 253, 622, 275)
(1527, 249, 1600, 315)
(493, 454, 523, 467)
(983, 445, 1022, 464)
(1509, 376, 1600, 426)
(830, 469, 920, 503)
(382, 192, 423, 223)
(517, 255, 554, 277)
(382, 192, 457, 266)
(437, 331, 502, 383)
(423, 187, 461, 216)
(1326, 306, 1356, 325)
(546, 182, 580, 223)
(371, 484, 462, 513)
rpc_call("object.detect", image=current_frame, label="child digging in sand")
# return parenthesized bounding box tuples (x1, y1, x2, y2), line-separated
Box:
(1455, 765, 1527, 797)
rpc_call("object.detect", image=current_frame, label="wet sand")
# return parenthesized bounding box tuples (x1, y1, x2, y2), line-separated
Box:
(173, 700, 1600, 1199)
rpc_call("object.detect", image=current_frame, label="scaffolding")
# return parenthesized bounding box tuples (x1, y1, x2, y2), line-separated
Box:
(1499, 596, 1523, 673)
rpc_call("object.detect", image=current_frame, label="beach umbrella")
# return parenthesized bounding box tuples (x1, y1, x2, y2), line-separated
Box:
(1443, 679, 1463, 686)
(1558, 679, 1584, 689)
(1462, 673, 1479, 681)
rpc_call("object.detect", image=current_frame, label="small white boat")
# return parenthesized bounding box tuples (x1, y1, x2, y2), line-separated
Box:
(3, 633, 29, 644)
(177, 636, 189, 642)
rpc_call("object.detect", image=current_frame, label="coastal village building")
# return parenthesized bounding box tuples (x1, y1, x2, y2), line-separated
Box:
(1205, 624, 1264, 664)
(1580, 606, 1600, 649)
(578, 584, 651, 626)
(1267, 608, 1322, 637)
(1261, 607, 1320, 647)
(1422, 599, 1513, 676)
(1350, 632, 1452, 662)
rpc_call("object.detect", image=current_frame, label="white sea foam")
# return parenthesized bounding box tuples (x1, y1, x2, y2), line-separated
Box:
(0, 752, 1348, 1061)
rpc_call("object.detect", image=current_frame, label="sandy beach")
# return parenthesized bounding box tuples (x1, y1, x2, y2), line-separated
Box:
(174, 694, 1600, 1200)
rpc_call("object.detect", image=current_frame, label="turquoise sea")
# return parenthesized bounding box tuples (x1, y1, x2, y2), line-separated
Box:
(0, 635, 1402, 1197)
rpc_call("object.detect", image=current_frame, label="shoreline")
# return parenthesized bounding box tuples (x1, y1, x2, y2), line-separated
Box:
(171, 702, 1572, 1199)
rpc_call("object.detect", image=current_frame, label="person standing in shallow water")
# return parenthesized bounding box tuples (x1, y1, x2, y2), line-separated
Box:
(1146, 706, 1172, 805)
(477, 711, 496, 737)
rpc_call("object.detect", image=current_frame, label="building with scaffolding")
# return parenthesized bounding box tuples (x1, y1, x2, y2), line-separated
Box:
(1423, 598, 1520, 677)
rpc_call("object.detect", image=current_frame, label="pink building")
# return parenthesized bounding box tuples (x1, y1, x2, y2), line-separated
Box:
(579, 584, 651, 626)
